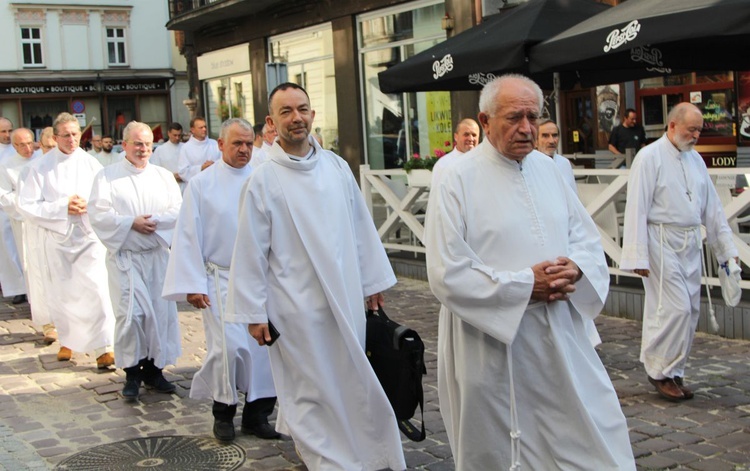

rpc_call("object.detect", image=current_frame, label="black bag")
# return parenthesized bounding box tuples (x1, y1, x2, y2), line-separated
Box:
(365, 307, 427, 441)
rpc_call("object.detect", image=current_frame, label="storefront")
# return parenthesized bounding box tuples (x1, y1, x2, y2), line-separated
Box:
(197, 43, 255, 138)
(0, 78, 172, 143)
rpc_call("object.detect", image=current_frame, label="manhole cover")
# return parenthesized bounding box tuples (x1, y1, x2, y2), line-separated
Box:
(54, 436, 245, 470)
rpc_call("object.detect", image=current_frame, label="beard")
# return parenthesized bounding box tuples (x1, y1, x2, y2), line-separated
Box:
(674, 134, 697, 152)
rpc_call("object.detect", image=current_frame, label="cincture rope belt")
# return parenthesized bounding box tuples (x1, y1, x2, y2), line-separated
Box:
(206, 261, 232, 401)
(655, 224, 718, 332)
(115, 247, 158, 328)
(507, 344, 521, 471)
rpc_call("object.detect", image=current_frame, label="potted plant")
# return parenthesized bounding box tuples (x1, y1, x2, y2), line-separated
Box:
(403, 143, 451, 187)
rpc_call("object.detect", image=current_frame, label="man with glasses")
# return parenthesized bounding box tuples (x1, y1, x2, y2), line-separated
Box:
(17, 112, 115, 369)
(89, 121, 182, 402)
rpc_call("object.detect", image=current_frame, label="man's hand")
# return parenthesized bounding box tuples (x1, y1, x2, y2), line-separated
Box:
(531, 258, 578, 302)
(67, 195, 87, 215)
(249, 323, 272, 346)
(187, 293, 210, 309)
(132, 214, 156, 234)
(366, 292, 385, 311)
(200, 160, 214, 171)
(634, 268, 649, 278)
(173, 173, 183, 183)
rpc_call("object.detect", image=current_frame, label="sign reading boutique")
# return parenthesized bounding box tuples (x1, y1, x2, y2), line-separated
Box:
(0, 80, 168, 96)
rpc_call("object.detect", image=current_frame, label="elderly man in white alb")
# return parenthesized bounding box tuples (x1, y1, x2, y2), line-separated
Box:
(150, 122, 186, 193)
(17, 112, 115, 368)
(536, 119, 578, 193)
(226, 83, 405, 471)
(0, 129, 37, 307)
(426, 74, 634, 470)
(177, 117, 220, 182)
(0, 118, 27, 306)
(621, 102, 738, 402)
(88, 121, 182, 402)
(431, 118, 479, 185)
(164, 118, 278, 442)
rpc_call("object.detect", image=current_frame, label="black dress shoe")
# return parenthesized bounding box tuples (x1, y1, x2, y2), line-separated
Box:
(122, 380, 141, 402)
(143, 375, 176, 393)
(213, 420, 236, 442)
(241, 422, 281, 439)
(673, 376, 695, 399)
(648, 376, 685, 401)
(12, 294, 27, 305)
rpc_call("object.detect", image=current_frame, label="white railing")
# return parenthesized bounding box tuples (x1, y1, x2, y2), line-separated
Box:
(360, 163, 750, 289)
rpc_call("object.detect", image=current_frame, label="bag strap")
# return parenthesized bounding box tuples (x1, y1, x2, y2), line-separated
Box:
(398, 380, 426, 441)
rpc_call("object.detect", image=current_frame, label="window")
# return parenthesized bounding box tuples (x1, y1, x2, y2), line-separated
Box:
(20, 27, 43, 66)
(106, 28, 127, 65)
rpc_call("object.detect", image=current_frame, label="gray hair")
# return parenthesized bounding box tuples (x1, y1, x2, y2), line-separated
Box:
(52, 113, 80, 135)
(538, 119, 558, 131)
(667, 102, 701, 125)
(479, 74, 544, 116)
(122, 121, 153, 142)
(220, 118, 254, 141)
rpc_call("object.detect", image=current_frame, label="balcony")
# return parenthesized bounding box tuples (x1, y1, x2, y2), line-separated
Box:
(167, 0, 287, 32)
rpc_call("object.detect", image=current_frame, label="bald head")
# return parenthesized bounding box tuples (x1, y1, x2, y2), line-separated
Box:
(11, 128, 34, 159)
(0, 118, 12, 145)
(667, 103, 703, 152)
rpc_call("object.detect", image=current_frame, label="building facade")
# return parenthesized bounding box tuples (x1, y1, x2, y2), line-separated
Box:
(168, 0, 749, 175)
(0, 0, 188, 143)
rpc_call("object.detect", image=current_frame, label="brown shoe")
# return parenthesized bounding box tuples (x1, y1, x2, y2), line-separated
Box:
(43, 330, 58, 345)
(57, 346, 72, 361)
(96, 352, 115, 369)
(673, 376, 694, 399)
(648, 376, 685, 401)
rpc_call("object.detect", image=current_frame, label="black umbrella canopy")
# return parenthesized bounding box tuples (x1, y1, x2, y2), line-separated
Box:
(530, 0, 750, 83)
(377, 0, 610, 93)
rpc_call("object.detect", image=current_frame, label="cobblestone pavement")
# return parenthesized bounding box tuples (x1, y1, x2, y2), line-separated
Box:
(0, 277, 748, 470)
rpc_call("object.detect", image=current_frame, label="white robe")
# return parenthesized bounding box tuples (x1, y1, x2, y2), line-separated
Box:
(621, 134, 737, 379)
(177, 136, 220, 182)
(249, 146, 270, 169)
(0, 153, 36, 295)
(431, 147, 462, 186)
(96, 151, 119, 168)
(88, 159, 182, 369)
(226, 137, 406, 471)
(0, 145, 26, 297)
(163, 159, 275, 405)
(151, 141, 185, 193)
(426, 140, 634, 471)
(16, 147, 114, 352)
(553, 153, 578, 194)
(16, 157, 52, 326)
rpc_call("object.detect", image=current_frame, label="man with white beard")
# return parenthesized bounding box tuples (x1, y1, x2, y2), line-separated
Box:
(0, 129, 36, 306)
(150, 122, 185, 193)
(177, 117, 220, 182)
(163, 118, 278, 442)
(17, 113, 115, 368)
(622, 102, 738, 401)
(89, 121, 182, 402)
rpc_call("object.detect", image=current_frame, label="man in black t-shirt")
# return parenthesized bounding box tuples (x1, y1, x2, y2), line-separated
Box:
(608, 108, 646, 154)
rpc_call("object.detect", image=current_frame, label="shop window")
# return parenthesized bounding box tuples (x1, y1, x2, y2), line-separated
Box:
(106, 28, 127, 66)
(20, 27, 43, 67)
(203, 73, 254, 138)
(358, 1, 445, 169)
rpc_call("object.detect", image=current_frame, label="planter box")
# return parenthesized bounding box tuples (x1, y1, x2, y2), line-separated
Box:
(406, 169, 432, 188)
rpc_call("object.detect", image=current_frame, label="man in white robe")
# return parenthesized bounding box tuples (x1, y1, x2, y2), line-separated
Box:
(177, 117, 220, 182)
(150, 122, 186, 193)
(226, 83, 406, 471)
(89, 121, 182, 402)
(17, 127, 56, 343)
(96, 135, 118, 167)
(537, 119, 578, 193)
(621, 102, 737, 401)
(87, 135, 102, 157)
(426, 75, 634, 471)
(16, 113, 115, 368)
(431, 118, 479, 185)
(163, 118, 278, 442)
(0, 128, 36, 306)
(0, 118, 26, 306)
